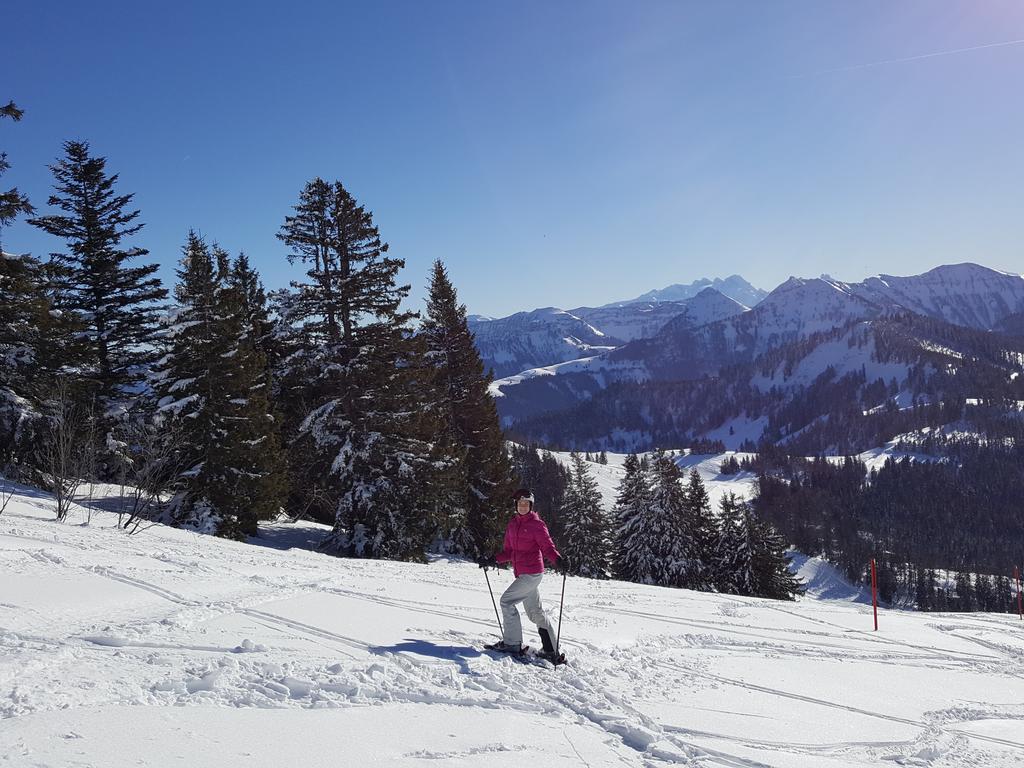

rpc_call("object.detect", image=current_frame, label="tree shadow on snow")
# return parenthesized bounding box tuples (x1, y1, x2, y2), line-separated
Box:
(246, 525, 329, 553)
(369, 639, 484, 675)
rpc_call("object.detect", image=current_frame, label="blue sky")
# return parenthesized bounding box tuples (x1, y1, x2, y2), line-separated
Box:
(4, 1, 1024, 317)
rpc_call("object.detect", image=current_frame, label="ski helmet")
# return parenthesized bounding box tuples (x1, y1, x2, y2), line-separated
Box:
(513, 488, 535, 508)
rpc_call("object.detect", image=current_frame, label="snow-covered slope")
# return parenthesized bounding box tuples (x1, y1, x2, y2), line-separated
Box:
(853, 263, 1024, 331)
(492, 277, 880, 411)
(653, 287, 750, 336)
(468, 307, 616, 378)
(569, 301, 695, 343)
(4, 482, 1024, 767)
(489, 289, 749, 407)
(471, 290, 750, 380)
(747, 322, 911, 393)
(731, 276, 882, 351)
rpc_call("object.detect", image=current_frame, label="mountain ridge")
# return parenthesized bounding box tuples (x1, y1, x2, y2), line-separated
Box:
(490, 263, 1024, 441)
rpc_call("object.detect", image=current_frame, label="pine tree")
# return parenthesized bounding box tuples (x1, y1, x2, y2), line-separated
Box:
(875, 559, 898, 604)
(612, 454, 652, 581)
(954, 571, 975, 612)
(723, 500, 803, 600)
(728, 499, 760, 595)
(276, 178, 439, 560)
(720, 455, 741, 474)
(682, 468, 717, 589)
(974, 573, 994, 612)
(0, 101, 49, 464)
(656, 453, 700, 587)
(914, 566, 932, 611)
(0, 251, 81, 466)
(560, 451, 609, 577)
(151, 232, 224, 524)
(152, 234, 286, 539)
(230, 253, 277, 370)
(713, 492, 749, 594)
(0, 101, 33, 250)
(623, 451, 691, 587)
(201, 254, 288, 538)
(420, 260, 514, 557)
(923, 569, 940, 611)
(749, 511, 804, 600)
(28, 141, 166, 458)
(995, 574, 1014, 613)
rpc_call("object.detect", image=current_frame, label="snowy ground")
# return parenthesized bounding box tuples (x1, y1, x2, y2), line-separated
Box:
(3, 482, 1024, 767)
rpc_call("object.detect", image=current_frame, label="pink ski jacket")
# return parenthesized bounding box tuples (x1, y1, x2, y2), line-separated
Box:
(496, 510, 560, 577)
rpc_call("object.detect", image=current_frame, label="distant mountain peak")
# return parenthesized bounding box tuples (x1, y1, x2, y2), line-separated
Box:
(605, 275, 767, 309)
(689, 286, 750, 312)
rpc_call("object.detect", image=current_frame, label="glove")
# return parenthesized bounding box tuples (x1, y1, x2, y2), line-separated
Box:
(555, 557, 572, 575)
(477, 555, 498, 569)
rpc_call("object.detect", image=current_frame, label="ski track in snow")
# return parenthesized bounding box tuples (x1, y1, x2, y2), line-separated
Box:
(3, 490, 1024, 767)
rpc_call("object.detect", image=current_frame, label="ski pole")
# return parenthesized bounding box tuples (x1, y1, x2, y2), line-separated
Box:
(555, 570, 567, 655)
(483, 566, 503, 636)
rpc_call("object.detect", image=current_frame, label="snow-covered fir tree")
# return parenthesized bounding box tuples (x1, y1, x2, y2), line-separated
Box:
(0, 250, 77, 466)
(0, 101, 38, 462)
(151, 231, 220, 488)
(712, 492, 750, 594)
(611, 453, 653, 581)
(614, 451, 691, 586)
(953, 571, 975, 611)
(974, 573, 994, 612)
(275, 178, 444, 560)
(682, 468, 717, 589)
(560, 451, 609, 577)
(717, 494, 802, 600)
(749, 514, 803, 600)
(652, 454, 700, 587)
(151, 232, 285, 539)
(420, 259, 514, 557)
(229, 253, 277, 371)
(0, 107, 83, 470)
(201, 254, 287, 538)
(27, 141, 166, 467)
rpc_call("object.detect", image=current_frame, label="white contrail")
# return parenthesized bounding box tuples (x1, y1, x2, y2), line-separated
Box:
(800, 37, 1024, 76)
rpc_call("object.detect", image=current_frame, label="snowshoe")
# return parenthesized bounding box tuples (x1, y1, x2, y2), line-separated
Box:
(535, 649, 568, 666)
(483, 641, 528, 656)
(483, 641, 566, 667)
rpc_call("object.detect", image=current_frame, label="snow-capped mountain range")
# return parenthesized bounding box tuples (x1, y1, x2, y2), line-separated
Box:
(485, 263, 1024, 448)
(468, 276, 762, 378)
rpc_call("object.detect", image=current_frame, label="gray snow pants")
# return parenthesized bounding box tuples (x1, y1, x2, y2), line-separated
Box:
(500, 573, 555, 647)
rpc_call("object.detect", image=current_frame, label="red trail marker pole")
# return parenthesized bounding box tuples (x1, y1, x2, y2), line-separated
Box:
(871, 558, 879, 631)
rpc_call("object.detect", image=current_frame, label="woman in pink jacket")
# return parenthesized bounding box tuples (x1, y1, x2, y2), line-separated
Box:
(480, 488, 562, 658)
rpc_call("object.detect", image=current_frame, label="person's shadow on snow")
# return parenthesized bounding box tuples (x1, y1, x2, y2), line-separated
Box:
(369, 639, 483, 675)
